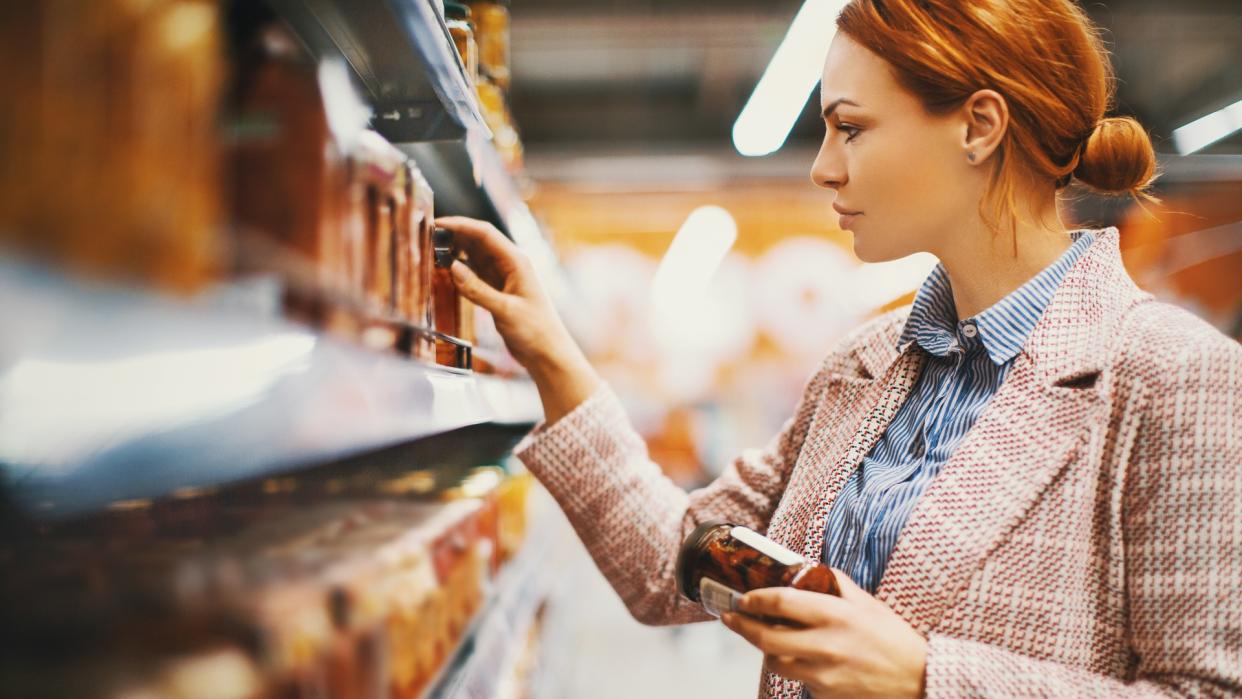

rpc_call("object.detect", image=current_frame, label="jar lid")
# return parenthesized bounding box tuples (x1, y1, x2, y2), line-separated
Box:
(433, 228, 456, 268)
(444, 1, 472, 20)
(675, 521, 728, 602)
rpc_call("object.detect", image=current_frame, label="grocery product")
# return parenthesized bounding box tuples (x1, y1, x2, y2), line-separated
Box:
(676, 522, 841, 619)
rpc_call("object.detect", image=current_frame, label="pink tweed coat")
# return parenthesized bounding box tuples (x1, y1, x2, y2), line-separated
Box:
(514, 227, 1242, 698)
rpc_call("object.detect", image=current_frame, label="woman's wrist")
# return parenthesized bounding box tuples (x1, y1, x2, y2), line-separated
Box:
(526, 341, 602, 426)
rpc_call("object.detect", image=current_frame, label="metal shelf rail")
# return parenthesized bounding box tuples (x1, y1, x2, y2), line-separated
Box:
(0, 259, 542, 520)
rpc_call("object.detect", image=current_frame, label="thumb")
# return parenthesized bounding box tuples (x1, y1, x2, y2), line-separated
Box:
(450, 260, 508, 314)
(829, 568, 870, 602)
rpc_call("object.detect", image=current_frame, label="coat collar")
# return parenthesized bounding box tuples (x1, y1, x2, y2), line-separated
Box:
(854, 227, 1149, 386)
(1020, 226, 1150, 385)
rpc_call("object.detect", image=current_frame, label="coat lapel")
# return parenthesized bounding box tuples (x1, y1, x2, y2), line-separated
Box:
(873, 227, 1150, 632)
(872, 354, 1107, 632)
(793, 350, 923, 561)
(762, 308, 922, 564)
(765, 334, 923, 699)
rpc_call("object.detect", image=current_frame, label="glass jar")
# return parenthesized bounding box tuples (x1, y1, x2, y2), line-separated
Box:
(431, 228, 476, 367)
(467, 0, 511, 91)
(676, 522, 841, 618)
(444, 2, 479, 86)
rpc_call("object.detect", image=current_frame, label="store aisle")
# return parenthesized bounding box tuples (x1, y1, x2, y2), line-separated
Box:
(535, 525, 764, 699)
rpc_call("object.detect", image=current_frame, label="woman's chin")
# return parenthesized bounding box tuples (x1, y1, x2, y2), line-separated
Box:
(852, 234, 915, 265)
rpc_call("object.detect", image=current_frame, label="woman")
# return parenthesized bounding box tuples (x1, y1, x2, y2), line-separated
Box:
(437, 0, 1242, 696)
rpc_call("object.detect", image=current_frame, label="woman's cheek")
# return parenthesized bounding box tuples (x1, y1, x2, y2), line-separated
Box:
(874, 140, 952, 249)
(848, 142, 923, 259)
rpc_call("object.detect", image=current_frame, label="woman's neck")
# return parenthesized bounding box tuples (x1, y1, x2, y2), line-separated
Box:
(936, 197, 1073, 321)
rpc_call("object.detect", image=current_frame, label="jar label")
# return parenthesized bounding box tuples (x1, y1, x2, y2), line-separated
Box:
(730, 526, 804, 567)
(699, 577, 742, 617)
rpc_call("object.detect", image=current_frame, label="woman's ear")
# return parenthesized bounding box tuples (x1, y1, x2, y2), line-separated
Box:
(961, 89, 1009, 164)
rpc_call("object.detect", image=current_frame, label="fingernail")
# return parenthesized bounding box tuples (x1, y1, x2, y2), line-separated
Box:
(720, 612, 734, 625)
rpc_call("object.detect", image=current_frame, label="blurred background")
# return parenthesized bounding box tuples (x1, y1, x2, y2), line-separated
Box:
(1, 0, 1239, 697)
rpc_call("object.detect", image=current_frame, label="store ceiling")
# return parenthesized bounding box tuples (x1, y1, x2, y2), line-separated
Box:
(508, 0, 1242, 157)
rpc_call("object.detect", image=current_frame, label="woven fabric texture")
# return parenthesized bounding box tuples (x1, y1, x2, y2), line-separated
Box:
(513, 228, 1242, 698)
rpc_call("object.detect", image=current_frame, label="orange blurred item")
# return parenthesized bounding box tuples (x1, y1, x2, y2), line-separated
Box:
(445, 2, 480, 86)
(0, 0, 224, 291)
(230, 22, 357, 297)
(350, 130, 409, 316)
(399, 165, 438, 361)
(475, 77, 524, 173)
(467, 0, 512, 91)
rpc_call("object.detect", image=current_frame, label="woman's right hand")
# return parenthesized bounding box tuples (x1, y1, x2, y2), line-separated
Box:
(434, 216, 601, 425)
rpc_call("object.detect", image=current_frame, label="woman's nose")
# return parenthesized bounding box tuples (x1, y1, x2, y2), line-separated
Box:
(810, 142, 846, 190)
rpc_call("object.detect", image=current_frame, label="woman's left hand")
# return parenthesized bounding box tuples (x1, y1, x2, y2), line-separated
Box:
(720, 570, 927, 699)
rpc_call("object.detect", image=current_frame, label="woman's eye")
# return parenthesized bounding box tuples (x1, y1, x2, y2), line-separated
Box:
(839, 124, 861, 142)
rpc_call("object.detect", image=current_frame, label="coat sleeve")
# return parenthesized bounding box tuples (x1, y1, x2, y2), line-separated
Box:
(924, 315, 1242, 697)
(512, 356, 837, 626)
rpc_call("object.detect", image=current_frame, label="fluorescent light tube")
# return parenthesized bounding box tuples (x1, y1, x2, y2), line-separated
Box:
(1172, 98, 1242, 155)
(732, 0, 849, 157)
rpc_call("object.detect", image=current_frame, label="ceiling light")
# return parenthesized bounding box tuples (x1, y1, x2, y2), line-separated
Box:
(732, 0, 849, 157)
(650, 205, 738, 310)
(1172, 98, 1242, 155)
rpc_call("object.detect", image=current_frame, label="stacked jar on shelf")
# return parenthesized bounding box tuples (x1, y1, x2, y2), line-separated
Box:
(231, 22, 480, 369)
(446, 1, 523, 174)
(0, 3, 524, 375)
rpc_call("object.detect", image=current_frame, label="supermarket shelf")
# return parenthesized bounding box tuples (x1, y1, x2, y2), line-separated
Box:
(0, 259, 543, 520)
(269, 0, 566, 305)
(267, 0, 488, 143)
(424, 489, 571, 699)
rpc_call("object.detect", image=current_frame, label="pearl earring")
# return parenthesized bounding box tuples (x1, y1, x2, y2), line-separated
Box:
(967, 152, 976, 162)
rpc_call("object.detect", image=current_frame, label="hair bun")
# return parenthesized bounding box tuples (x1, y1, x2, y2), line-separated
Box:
(1073, 117, 1157, 195)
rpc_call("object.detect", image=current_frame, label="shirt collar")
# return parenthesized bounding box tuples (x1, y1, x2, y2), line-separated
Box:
(897, 230, 1097, 365)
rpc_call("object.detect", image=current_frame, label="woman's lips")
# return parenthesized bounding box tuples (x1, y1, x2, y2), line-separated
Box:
(833, 203, 862, 229)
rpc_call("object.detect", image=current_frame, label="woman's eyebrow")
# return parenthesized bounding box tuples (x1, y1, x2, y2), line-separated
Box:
(822, 98, 862, 119)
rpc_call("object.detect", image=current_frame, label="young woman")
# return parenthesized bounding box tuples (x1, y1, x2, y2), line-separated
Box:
(436, 0, 1242, 696)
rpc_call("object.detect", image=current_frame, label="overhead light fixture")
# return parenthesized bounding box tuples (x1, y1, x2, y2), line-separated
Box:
(650, 205, 738, 310)
(1172, 98, 1242, 155)
(732, 0, 849, 157)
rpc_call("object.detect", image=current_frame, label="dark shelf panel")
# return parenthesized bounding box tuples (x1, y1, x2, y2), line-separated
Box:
(268, 0, 488, 143)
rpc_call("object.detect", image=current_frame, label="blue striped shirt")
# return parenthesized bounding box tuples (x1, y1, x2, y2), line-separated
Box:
(820, 230, 1096, 593)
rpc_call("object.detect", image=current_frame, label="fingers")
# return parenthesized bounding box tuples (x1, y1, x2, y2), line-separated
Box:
(450, 260, 509, 315)
(739, 587, 849, 628)
(434, 216, 523, 273)
(827, 568, 872, 603)
(721, 613, 834, 661)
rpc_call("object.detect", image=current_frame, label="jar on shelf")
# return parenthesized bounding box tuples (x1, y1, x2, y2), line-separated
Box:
(231, 22, 363, 312)
(467, 0, 511, 91)
(0, 0, 224, 291)
(475, 77, 524, 172)
(444, 2, 479, 87)
(349, 130, 407, 317)
(676, 522, 841, 619)
(400, 163, 437, 363)
(431, 227, 476, 368)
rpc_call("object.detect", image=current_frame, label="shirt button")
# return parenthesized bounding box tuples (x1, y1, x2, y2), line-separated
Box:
(961, 322, 978, 338)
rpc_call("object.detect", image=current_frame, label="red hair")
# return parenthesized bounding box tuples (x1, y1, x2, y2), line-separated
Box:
(837, 0, 1158, 233)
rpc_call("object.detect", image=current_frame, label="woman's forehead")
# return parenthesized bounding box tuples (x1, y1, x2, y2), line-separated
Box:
(821, 34, 903, 111)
